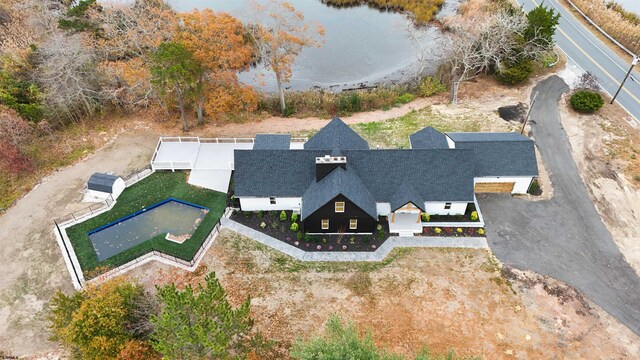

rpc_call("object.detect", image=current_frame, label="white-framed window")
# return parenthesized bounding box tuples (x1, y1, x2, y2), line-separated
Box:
(349, 218, 358, 230)
(335, 201, 345, 212)
(269, 197, 276, 205)
(321, 219, 329, 229)
(444, 202, 452, 210)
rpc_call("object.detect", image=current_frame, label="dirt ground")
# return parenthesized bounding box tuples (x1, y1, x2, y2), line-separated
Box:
(126, 230, 640, 359)
(559, 97, 640, 275)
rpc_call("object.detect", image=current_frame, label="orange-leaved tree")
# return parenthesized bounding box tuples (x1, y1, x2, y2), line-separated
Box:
(248, 0, 324, 114)
(178, 9, 257, 124)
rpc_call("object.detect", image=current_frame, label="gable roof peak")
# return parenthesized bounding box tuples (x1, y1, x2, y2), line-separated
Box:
(304, 117, 369, 151)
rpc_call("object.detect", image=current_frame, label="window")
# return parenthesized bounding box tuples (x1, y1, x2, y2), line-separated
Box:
(350, 219, 358, 230)
(321, 219, 329, 230)
(335, 201, 345, 213)
(270, 197, 276, 205)
(444, 202, 452, 210)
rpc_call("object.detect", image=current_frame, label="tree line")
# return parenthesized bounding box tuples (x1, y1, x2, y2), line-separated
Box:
(0, 0, 323, 131)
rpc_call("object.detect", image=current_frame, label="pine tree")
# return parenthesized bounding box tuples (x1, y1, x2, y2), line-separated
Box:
(150, 272, 254, 359)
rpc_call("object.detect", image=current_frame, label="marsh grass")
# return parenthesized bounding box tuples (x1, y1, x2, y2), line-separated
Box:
(258, 86, 412, 118)
(568, 0, 640, 54)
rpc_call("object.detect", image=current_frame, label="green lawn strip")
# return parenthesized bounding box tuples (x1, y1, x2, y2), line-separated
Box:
(66, 171, 227, 277)
(352, 107, 485, 149)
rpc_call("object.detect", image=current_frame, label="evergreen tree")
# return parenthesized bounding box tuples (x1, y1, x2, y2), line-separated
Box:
(525, 5, 560, 49)
(150, 272, 254, 359)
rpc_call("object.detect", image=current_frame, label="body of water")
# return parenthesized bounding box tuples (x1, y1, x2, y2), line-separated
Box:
(88, 200, 207, 261)
(168, 0, 452, 91)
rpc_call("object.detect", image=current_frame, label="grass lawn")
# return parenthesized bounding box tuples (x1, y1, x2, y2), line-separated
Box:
(351, 107, 489, 149)
(66, 171, 227, 278)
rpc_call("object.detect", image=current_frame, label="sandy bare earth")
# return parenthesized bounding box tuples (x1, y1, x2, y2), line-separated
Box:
(127, 231, 640, 359)
(559, 98, 640, 275)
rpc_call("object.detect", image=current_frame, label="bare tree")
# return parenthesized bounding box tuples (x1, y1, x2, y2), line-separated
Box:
(400, 21, 443, 82)
(574, 71, 600, 91)
(34, 33, 103, 122)
(445, 9, 549, 103)
(248, 0, 324, 114)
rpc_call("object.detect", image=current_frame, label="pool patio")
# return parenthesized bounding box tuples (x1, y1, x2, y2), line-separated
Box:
(150, 137, 306, 192)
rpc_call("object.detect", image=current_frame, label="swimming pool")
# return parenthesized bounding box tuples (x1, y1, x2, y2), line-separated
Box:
(88, 198, 209, 261)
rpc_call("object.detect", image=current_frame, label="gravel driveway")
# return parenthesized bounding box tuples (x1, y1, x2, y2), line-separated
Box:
(478, 76, 640, 335)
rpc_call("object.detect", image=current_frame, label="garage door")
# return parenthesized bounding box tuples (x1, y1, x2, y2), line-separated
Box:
(475, 182, 515, 193)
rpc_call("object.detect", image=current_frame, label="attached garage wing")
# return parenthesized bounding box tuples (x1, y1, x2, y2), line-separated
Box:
(475, 182, 515, 193)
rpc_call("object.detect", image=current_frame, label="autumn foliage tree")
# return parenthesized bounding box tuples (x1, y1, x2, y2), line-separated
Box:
(178, 9, 257, 124)
(48, 278, 158, 360)
(0, 106, 33, 174)
(249, 0, 324, 114)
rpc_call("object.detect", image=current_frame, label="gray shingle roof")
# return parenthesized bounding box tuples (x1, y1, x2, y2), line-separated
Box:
(446, 132, 538, 177)
(409, 127, 449, 149)
(253, 134, 291, 150)
(301, 167, 377, 220)
(234, 149, 476, 202)
(390, 182, 425, 211)
(87, 173, 119, 193)
(304, 117, 369, 151)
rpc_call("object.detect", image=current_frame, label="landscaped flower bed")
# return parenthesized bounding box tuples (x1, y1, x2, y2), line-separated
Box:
(421, 204, 480, 223)
(422, 226, 485, 237)
(230, 210, 390, 252)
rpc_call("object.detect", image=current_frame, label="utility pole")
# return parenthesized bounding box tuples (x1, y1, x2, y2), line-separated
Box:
(521, 91, 539, 134)
(611, 55, 638, 104)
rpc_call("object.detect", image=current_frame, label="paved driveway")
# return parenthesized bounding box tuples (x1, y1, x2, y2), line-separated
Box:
(478, 76, 640, 335)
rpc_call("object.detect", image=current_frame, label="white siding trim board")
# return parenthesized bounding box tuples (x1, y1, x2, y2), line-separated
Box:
(238, 197, 302, 211)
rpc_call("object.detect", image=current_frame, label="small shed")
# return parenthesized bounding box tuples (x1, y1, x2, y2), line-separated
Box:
(86, 173, 125, 201)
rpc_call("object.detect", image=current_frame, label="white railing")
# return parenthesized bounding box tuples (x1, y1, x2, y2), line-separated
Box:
(151, 160, 195, 171)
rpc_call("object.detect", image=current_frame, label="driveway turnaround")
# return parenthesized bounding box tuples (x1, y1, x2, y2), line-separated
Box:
(478, 76, 640, 336)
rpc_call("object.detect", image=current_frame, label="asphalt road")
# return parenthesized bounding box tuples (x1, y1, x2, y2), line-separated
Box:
(517, 0, 640, 122)
(478, 76, 640, 336)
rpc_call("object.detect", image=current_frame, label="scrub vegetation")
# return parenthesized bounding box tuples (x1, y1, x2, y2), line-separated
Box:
(323, 0, 446, 23)
(65, 172, 227, 276)
(567, 0, 640, 54)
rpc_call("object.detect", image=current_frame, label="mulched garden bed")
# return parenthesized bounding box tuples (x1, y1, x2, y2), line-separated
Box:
(230, 210, 390, 252)
(422, 226, 485, 237)
(426, 203, 480, 223)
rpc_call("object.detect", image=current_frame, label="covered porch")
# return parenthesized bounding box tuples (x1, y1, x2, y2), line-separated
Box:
(388, 202, 422, 236)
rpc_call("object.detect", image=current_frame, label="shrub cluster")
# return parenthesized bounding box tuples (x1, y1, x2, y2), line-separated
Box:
(419, 76, 446, 97)
(496, 59, 534, 85)
(570, 90, 604, 113)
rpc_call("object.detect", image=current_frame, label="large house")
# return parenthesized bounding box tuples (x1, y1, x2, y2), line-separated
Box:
(233, 118, 538, 235)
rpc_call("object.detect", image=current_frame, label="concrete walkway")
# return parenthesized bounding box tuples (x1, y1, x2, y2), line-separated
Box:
(479, 76, 640, 336)
(221, 217, 488, 262)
